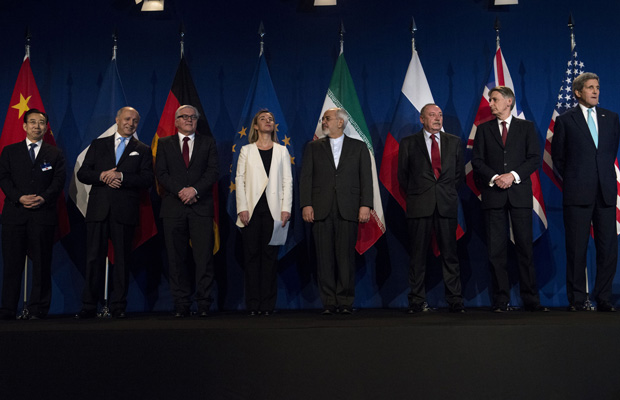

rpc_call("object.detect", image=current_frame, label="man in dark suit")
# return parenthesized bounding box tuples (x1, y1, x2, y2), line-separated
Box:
(472, 86, 547, 312)
(0, 109, 66, 320)
(300, 107, 373, 315)
(75, 106, 153, 319)
(155, 105, 219, 318)
(551, 72, 620, 312)
(398, 104, 465, 313)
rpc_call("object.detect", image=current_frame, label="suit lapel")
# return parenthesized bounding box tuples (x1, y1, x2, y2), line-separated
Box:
(415, 131, 431, 166)
(570, 107, 596, 149)
(320, 137, 336, 170)
(489, 120, 504, 148)
(117, 136, 138, 165)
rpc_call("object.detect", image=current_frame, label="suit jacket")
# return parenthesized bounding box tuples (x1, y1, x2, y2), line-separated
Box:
(471, 117, 541, 209)
(397, 130, 464, 219)
(155, 133, 219, 218)
(235, 142, 293, 228)
(77, 134, 153, 225)
(551, 106, 620, 207)
(0, 141, 66, 225)
(300, 135, 373, 222)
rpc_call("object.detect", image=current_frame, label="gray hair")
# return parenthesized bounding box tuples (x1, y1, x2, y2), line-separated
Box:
(489, 86, 515, 110)
(175, 105, 201, 119)
(572, 72, 599, 94)
(335, 108, 349, 129)
(116, 106, 140, 119)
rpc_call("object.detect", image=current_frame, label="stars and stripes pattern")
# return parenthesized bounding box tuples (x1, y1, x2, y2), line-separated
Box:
(542, 48, 584, 189)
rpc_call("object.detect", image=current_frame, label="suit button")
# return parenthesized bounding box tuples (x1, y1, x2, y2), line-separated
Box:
(504, 163, 507, 166)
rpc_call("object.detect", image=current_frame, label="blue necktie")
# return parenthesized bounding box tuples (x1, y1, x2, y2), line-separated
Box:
(29, 143, 37, 163)
(116, 137, 126, 165)
(587, 108, 598, 149)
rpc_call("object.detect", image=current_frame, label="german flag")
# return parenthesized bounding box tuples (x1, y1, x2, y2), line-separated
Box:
(152, 57, 220, 253)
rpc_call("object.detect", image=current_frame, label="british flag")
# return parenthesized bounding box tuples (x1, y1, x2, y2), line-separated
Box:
(465, 46, 547, 240)
(543, 47, 620, 234)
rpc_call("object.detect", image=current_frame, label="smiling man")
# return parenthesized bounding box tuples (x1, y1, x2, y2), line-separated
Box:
(76, 106, 153, 319)
(552, 73, 620, 312)
(472, 86, 548, 313)
(0, 109, 66, 320)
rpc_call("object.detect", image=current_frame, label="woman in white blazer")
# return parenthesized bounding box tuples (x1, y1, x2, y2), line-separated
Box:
(236, 109, 293, 315)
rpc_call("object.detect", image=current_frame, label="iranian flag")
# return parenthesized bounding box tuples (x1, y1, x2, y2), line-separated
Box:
(314, 51, 385, 254)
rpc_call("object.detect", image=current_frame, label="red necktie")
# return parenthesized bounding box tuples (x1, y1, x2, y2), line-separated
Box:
(501, 121, 508, 146)
(182, 137, 190, 168)
(431, 134, 441, 179)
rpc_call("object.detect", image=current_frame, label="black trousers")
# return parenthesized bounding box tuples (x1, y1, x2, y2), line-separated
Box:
(564, 189, 617, 305)
(241, 197, 278, 312)
(82, 219, 135, 312)
(163, 209, 214, 313)
(485, 205, 540, 307)
(407, 208, 462, 308)
(1, 220, 54, 317)
(312, 199, 358, 309)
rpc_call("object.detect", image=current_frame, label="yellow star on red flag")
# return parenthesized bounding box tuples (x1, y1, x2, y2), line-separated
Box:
(11, 93, 32, 119)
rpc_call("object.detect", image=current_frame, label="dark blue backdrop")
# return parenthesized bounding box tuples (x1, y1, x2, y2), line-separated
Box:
(0, 0, 619, 314)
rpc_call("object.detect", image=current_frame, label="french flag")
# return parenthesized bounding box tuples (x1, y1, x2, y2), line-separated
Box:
(465, 47, 547, 241)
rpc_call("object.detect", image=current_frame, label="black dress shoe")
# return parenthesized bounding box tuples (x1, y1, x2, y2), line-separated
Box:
(524, 304, 550, 312)
(407, 303, 430, 314)
(262, 310, 272, 316)
(339, 307, 352, 315)
(492, 303, 509, 313)
(198, 310, 209, 318)
(75, 309, 97, 319)
(449, 304, 466, 313)
(248, 310, 257, 316)
(174, 310, 189, 318)
(112, 310, 127, 319)
(568, 303, 587, 312)
(0, 311, 15, 320)
(321, 308, 335, 315)
(597, 302, 617, 312)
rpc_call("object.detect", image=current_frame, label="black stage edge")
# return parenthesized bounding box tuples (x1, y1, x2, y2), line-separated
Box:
(1, 309, 619, 400)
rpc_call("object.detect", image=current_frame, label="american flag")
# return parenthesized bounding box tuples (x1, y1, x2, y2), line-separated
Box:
(542, 48, 584, 189)
(465, 46, 547, 241)
(543, 48, 620, 234)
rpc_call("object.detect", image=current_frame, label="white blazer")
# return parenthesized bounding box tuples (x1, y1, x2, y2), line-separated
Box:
(235, 142, 293, 228)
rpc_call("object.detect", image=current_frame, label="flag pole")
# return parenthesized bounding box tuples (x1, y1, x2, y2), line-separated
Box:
(339, 20, 345, 54)
(98, 32, 120, 319)
(179, 23, 185, 59)
(258, 21, 265, 57)
(567, 14, 593, 311)
(494, 17, 501, 51)
(410, 16, 417, 53)
(19, 28, 32, 320)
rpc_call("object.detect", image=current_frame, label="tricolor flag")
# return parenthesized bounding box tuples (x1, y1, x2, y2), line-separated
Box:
(542, 47, 620, 234)
(227, 53, 302, 258)
(152, 56, 220, 253)
(0, 54, 70, 239)
(465, 46, 547, 240)
(314, 51, 385, 254)
(69, 56, 157, 262)
(379, 46, 466, 249)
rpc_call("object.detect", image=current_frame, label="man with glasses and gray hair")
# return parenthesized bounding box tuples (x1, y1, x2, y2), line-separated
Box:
(156, 105, 219, 318)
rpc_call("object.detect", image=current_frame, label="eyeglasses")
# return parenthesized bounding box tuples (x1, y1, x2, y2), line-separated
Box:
(177, 115, 198, 121)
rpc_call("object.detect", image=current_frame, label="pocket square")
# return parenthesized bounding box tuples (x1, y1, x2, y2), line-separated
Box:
(129, 151, 139, 156)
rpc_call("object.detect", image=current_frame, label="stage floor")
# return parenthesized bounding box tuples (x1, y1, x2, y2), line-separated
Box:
(1, 309, 619, 400)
